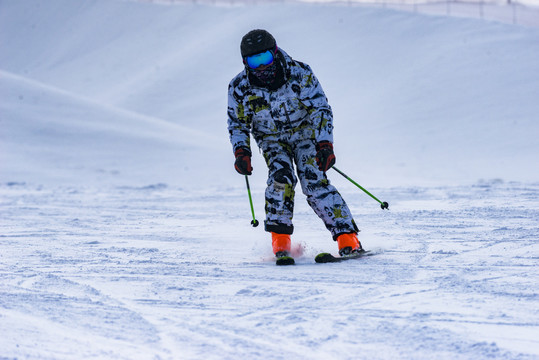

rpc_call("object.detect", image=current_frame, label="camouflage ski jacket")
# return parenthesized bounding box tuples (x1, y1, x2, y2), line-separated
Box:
(227, 50, 334, 153)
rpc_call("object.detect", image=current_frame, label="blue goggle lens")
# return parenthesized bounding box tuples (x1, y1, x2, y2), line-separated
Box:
(246, 50, 274, 69)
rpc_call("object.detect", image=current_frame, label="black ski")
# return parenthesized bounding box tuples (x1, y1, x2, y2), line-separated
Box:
(315, 250, 373, 263)
(276, 255, 295, 266)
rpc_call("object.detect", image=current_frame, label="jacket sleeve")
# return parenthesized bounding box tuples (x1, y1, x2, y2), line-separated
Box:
(300, 65, 334, 143)
(227, 81, 251, 153)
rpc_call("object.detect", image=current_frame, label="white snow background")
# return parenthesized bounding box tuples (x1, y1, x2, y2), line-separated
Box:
(1, 0, 539, 359)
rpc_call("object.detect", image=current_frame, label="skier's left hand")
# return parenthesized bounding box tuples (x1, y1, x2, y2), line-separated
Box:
(315, 141, 336, 172)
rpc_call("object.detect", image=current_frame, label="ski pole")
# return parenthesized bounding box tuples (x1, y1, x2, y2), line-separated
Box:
(245, 175, 259, 227)
(332, 166, 389, 210)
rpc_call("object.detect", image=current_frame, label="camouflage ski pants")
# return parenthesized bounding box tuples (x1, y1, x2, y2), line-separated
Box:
(259, 130, 358, 240)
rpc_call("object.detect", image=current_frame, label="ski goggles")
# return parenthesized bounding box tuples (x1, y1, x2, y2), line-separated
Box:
(245, 49, 274, 69)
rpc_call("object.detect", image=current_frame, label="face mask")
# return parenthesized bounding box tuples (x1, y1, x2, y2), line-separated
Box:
(250, 61, 278, 86)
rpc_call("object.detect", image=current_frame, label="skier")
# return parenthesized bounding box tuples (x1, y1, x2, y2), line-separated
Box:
(227, 29, 363, 265)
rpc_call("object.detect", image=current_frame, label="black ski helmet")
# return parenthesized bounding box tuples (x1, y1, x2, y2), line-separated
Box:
(240, 29, 277, 58)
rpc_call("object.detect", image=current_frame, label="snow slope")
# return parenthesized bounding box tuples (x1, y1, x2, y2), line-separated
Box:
(1, 0, 539, 359)
(1, 0, 539, 187)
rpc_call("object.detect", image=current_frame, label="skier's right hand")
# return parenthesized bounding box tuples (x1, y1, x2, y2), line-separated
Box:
(234, 147, 253, 175)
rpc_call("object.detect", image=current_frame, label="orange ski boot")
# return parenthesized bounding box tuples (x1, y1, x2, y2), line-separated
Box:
(272, 232, 295, 266)
(337, 233, 364, 257)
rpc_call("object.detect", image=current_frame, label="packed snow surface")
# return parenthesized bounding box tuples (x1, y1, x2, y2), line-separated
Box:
(1, 0, 538, 359)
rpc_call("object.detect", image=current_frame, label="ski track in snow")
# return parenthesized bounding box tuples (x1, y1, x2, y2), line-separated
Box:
(1, 181, 538, 359)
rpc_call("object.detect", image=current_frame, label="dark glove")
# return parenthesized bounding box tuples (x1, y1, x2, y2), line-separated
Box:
(234, 147, 253, 175)
(315, 141, 336, 172)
